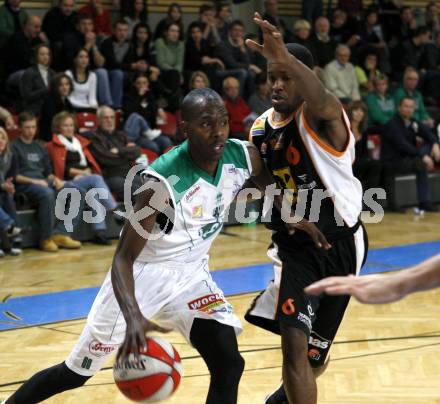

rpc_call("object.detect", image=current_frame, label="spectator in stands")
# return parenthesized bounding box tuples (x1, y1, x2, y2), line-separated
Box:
(222, 76, 253, 140)
(424, 2, 440, 37)
(13, 112, 82, 251)
(393, 6, 417, 43)
(0, 106, 17, 131)
(46, 111, 117, 245)
(0, 127, 21, 256)
(290, 19, 317, 65)
(189, 70, 210, 89)
(365, 74, 395, 128)
(89, 106, 142, 201)
(130, 22, 160, 84)
(348, 101, 382, 199)
(40, 73, 75, 142)
(324, 44, 360, 103)
(311, 17, 336, 70)
(184, 21, 224, 88)
(358, 7, 390, 73)
(21, 44, 55, 116)
(153, 3, 184, 41)
(42, 0, 78, 69)
(215, 2, 231, 42)
(6, 15, 45, 78)
(330, 8, 359, 49)
(66, 48, 99, 112)
(198, 4, 221, 47)
(247, 74, 271, 116)
(215, 20, 261, 98)
(123, 0, 147, 37)
(394, 67, 434, 129)
(122, 73, 172, 155)
(119, 0, 148, 25)
(154, 22, 184, 112)
(79, 0, 112, 38)
(395, 26, 431, 77)
(0, 0, 28, 48)
(382, 97, 440, 212)
(262, 0, 291, 42)
(62, 14, 112, 106)
(355, 49, 382, 98)
(100, 20, 135, 108)
(301, 0, 323, 24)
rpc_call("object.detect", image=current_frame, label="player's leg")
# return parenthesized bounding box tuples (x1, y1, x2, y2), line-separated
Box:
(190, 318, 245, 404)
(6, 362, 91, 404)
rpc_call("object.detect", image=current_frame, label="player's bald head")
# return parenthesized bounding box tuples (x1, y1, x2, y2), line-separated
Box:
(181, 88, 224, 122)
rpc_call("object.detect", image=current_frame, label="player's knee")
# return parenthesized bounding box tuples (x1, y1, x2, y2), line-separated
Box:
(281, 326, 309, 369)
(53, 362, 90, 390)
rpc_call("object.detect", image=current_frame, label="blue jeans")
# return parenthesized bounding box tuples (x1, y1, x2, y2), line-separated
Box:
(95, 68, 113, 107)
(109, 69, 124, 109)
(124, 113, 173, 154)
(16, 183, 83, 240)
(66, 174, 117, 231)
(0, 207, 13, 231)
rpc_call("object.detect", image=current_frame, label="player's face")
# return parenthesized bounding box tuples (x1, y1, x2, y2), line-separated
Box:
(187, 103, 229, 162)
(268, 65, 302, 114)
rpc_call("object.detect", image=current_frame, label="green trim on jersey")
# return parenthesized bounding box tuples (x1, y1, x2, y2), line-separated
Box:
(150, 139, 249, 203)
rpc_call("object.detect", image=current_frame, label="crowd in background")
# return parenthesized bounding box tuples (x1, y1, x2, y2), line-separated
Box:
(0, 0, 440, 256)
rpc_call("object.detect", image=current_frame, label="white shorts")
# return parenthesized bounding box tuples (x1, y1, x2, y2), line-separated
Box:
(66, 257, 242, 376)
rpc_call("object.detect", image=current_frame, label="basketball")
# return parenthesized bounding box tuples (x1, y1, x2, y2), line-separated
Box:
(113, 336, 183, 402)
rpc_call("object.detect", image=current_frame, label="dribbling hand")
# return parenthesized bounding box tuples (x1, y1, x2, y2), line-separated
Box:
(117, 312, 172, 364)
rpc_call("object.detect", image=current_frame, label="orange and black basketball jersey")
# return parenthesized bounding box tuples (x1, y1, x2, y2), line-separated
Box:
(250, 104, 363, 244)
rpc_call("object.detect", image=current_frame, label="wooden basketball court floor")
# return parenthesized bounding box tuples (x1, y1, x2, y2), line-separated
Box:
(1, 212, 440, 403)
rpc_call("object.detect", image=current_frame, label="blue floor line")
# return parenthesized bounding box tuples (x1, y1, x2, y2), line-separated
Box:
(1, 240, 439, 331)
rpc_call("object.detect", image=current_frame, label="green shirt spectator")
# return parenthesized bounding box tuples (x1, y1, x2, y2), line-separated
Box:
(154, 23, 184, 73)
(365, 92, 395, 126)
(0, 0, 28, 47)
(393, 67, 434, 128)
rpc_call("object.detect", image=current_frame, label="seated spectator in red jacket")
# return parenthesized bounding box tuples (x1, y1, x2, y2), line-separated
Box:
(222, 76, 253, 140)
(79, 0, 112, 38)
(46, 111, 117, 244)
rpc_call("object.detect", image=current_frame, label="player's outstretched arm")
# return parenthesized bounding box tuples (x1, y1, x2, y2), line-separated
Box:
(112, 181, 172, 363)
(305, 254, 440, 304)
(246, 12, 346, 150)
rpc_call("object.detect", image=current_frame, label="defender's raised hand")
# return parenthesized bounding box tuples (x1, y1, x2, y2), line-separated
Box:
(246, 12, 290, 63)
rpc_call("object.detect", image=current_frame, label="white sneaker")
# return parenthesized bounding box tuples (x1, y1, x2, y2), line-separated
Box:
(9, 248, 22, 256)
(143, 128, 162, 140)
(0, 249, 5, 258)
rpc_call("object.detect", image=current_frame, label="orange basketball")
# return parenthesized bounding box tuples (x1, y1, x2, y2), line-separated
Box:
(113, 336, 183, 402)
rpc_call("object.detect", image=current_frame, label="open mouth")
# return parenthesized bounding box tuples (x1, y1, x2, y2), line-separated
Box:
(213, 143, 224, 152)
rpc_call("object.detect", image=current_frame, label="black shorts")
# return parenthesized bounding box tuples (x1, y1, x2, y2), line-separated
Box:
(245, 224, 368, 367)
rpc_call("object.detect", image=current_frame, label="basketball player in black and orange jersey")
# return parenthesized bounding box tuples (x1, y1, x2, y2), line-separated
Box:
(244, 13, 369, 404)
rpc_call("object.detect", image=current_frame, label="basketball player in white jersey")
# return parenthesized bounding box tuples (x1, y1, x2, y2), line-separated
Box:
(244, 14, 368, 404)
(3, 88, 328, 404)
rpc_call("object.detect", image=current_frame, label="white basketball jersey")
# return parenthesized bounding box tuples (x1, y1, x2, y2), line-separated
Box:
(136, 139, 252, 263)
